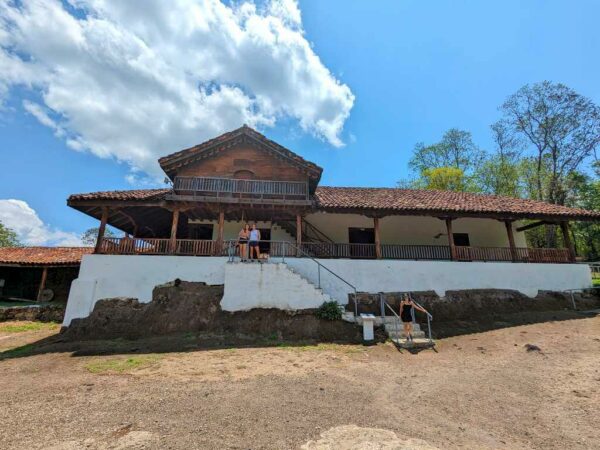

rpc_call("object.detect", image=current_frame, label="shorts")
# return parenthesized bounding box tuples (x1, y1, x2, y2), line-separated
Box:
(249, 241, 259, 248)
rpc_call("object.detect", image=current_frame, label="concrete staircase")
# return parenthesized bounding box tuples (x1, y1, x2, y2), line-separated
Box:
(221, 262, 334, 311)
(383, 316, 435, 349)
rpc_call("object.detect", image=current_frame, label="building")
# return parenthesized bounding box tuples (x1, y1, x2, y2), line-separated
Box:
(63, 126, 599, 326)
(0, 247, 91, 303)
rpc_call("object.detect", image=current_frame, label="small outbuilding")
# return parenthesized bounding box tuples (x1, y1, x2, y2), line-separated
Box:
(0, 247, 92, 303)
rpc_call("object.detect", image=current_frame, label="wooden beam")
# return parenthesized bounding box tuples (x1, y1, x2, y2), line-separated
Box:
(296, 213, 302, 256)
(515, 220, 551, 232)
(36, 267, 48, 302)
(374, 217, 382, 259)
(169, 208, 180, 253)
(217, 210, 225, 255)
(94, 207, 109, 253)
(560, 221, 576, 262)
(445, 218, 456, 261)
(504, 220, 517, 262)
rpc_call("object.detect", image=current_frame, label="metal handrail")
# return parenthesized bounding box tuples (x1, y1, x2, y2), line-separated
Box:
(408, 293, 433, 342)
(281, 241, 360, 317)
(562, 286, 600, 310)
(379, 292, 434, 344)
(380, 293, 401, 341)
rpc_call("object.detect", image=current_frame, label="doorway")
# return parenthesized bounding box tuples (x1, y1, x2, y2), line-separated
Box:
(188, 224, 214, 240)
(258, 228, 271, 255)
(348, 227, 376, 258)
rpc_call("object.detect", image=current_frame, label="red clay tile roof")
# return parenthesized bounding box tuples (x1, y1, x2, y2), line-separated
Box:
(68, 189, 170, 202)
(67, 186, 600, 220)
(158, 125, 323, 181)
(0, 247, 92, 266)
(314, 187, 600, 219)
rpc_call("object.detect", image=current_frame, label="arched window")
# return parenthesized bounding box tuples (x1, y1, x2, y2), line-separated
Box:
(233, 169, 255, 179)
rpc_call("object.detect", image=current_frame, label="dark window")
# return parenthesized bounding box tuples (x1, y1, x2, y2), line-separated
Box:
(348, 228, 376, 258)
(453, 233, 470, 246)
(188, 224, 213, 240)
(258, 228, 271, 254)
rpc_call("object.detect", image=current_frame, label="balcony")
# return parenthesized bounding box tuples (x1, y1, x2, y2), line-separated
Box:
(167, 176, 311, 205)
(97, 238, 572, 263)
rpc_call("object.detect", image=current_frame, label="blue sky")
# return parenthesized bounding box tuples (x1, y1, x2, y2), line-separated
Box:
(0, 0, 599, 245)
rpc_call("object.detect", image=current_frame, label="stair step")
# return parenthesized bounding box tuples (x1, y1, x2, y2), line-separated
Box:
(392, 338, 435, 349)
(384, 323, 422, 332)
(387, 330, 426, 339)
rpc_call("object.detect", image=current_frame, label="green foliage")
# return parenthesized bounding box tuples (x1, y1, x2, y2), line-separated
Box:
(496, 81, 600, 206)
(409, 128, 484, 176)
(81, 226, 117, 245)
(0, 322, 60, 333)
(419, 167, 469, 191)
(0, 221, 20, 247)
(84, 355, 161, 374)
(315, 301, 342, 321)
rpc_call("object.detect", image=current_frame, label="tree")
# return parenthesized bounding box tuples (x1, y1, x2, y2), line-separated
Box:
(568, 174, 600, 260)
(496, 81, 600, 205)
(409, 128, 484, 175)
(81, 227, 116, 246)
(0, 221, 20, 247)
(419, 167, 469, 191)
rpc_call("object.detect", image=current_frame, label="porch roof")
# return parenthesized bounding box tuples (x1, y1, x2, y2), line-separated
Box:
(0, 247, 92, 267)
(314, 187, 600, 221)
(67, 186, 600, 222)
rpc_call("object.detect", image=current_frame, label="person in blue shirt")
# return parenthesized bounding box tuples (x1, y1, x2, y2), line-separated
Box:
(248, 223, 261, 260)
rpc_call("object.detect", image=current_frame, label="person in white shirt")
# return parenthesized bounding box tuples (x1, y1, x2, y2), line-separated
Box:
(248, 223, 261, 260)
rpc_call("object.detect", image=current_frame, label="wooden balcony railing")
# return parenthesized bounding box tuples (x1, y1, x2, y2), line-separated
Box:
(98, 238, 572, 263)
(454, 246, 571, 263)
(172, 176, 310, 201)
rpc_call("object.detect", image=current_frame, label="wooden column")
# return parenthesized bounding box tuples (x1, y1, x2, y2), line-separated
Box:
(169, 208, 180, 254)
(36, 267, 48, 302)
(560, 221, 576, 262)
(296, 214, 302, 256)
(373, 217, 382, 259)
(445, 218, 456, 261)
(217, 210, 225, 255)
(504, 220, 517, 262)
(94, 207, 109, 254)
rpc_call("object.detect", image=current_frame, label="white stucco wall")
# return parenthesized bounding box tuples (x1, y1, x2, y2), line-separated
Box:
(304, 212, 527, 247)
(63, 255, 228, 326)
(65, 255, 591, 326)
(221, 263, 330, 311)
(283, 258, 591, 301)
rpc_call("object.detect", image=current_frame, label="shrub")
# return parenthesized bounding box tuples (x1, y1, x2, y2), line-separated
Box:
(315, 301, 342, 321)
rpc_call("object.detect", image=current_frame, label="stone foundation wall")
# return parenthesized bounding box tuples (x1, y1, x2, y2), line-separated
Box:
(62, 281, 363, 342)
(349, 289, 600, 321)
(0, 304, 65, 323)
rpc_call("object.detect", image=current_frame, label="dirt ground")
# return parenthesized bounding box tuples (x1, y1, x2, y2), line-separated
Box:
(0, 315, 598, 450)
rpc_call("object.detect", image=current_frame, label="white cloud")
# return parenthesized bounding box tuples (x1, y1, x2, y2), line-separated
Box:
(0, 199, 82, 246)
(0, 0, 354, 179)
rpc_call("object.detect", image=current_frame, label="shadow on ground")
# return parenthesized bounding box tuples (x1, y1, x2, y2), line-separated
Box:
(1, 309, 596, 362)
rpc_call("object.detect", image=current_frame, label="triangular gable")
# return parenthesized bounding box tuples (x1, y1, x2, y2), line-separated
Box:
(158, 126, 323, 187)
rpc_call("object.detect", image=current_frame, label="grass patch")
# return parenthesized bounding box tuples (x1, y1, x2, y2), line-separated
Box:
(84, 355, 162, 374)
(592, 278, 600, 287)
(277, 342, 364, 354)
(0, 321, 60, 333)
